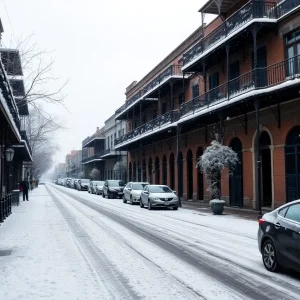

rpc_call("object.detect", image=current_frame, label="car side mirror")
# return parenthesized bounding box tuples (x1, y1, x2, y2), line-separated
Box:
(128, 188, 132, 191)
(144, 191, 149, 194)
(173, 191, 177, 194)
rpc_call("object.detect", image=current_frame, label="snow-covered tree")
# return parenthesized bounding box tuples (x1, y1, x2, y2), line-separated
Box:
(197, 139, 238, 200)
(90, 168, 100, 180)
(114, 160, 127, 180)
(78, 171, 85, 179)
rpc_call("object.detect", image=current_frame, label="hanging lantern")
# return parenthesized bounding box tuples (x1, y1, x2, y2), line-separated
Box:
(5, 148, 14, 162)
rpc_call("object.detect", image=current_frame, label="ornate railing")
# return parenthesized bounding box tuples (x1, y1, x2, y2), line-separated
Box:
(82, 134, 105, 147)
(180, 55, 300, 118)
(277, 0, 300, 18)
(115, 110, 179, 146)
(115, 64, 182, 116)
(183, 0, 277, 66)
(81, 154, 103, 164)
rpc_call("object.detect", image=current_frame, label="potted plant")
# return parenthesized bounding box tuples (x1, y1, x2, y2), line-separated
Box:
(197, 138, 238, 215)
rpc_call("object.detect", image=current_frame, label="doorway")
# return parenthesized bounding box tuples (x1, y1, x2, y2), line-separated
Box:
(285, 126, 300, 202)
(155, 157, 160, 184)
(186, 150, 193, 199)
(169, 153, 175, 190)
(162, 155, 167, 185)
(196, 147, 204, 200)
(259, 131, 273, 207)
(177, 152, 183, 198)
(129, 162, 132, 181)
(229, 138, 243, 207)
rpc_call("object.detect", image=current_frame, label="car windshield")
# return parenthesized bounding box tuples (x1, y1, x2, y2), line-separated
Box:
(148, 186, 172, 193)
(132, 183, 148, 190)
(95, 181, 104, 185)
(80, 179, 90, 183)
(109, 180, 125, 187)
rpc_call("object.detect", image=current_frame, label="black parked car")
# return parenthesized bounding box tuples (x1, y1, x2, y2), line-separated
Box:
(258, 200, 300, 272)
(103, 180, 125, 199)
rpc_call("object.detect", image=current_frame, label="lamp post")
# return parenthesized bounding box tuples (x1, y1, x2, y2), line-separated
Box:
(5, 148, 14, 194)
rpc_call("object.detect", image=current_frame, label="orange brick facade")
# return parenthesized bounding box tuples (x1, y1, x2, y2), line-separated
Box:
(115, 0, 300, 210)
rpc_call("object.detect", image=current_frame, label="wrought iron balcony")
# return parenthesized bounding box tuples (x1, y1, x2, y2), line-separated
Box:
(183, 0, 277, 67)
(179, 55, 300, 119)
(115, 64, 182, 116)
(277, 0, 300, 18)
(81, 154, 103, 164)
(20, 130, 32, 156)
(115, 110, 179, 147)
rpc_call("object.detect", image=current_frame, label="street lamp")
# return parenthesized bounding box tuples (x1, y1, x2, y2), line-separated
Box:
(5, 148, 14, 162)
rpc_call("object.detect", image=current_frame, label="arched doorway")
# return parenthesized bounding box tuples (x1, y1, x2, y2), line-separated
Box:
(196, 147, 203, 200)
(177, 151, 183, 198)
(260, 131, 273, 207)
(162, 155, 167, 185)
(169, 153, 175, 190)
(285, 126, 300, 202)
(129, 162, 132, 181)
(142, 159, 146, 182)
(229, 138, 243, 207)
(186, 150, 193, 199)
(148, 158, 153, 184)
(137, 160, 141, 181)
(133, 161, 137, 181)
(155, 157, 160, 184)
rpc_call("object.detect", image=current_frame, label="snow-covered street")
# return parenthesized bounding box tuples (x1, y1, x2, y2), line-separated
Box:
(1, 184, 300, 300)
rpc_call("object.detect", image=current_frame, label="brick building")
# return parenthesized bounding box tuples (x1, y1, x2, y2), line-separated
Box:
(114, 0, 300, 210)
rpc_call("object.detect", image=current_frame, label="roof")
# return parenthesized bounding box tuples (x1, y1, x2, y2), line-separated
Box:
(198, 0, 238, 15)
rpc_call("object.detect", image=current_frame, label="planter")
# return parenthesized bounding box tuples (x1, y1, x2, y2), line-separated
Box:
(210, 199, 225, 215)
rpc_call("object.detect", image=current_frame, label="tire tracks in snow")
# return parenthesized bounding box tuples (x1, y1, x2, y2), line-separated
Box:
(52, 185, 300, 300)
(46, 186, 141, 300)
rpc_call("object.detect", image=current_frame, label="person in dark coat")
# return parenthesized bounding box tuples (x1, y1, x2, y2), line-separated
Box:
(21, 180, 29, 201)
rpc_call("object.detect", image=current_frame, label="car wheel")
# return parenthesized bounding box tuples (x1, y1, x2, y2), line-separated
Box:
(107, 191, 111, 199)
(262, 239, 281, 272)
(173, 206, 178, 210)
(140, 199, 144, 208)
(102, 192, 106, 198)
(130, 196, 133, 205)
(148, 200, 152, 210)
(123, 195, 127, 203)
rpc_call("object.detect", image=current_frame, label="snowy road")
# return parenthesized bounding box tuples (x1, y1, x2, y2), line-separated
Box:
(1, 184, 300, 300)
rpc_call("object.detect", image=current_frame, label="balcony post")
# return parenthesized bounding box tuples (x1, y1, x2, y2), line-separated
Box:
(254, 98, 263, 219)
(226, 44, 230, 99)
(252, 24, 258, 87)
(176, 124, 182, 207)
(203, 60, 207, 104)
(170, 81, 174, 111)
(182, 72, 186, 104)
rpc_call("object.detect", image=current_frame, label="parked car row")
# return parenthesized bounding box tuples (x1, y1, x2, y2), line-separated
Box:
(56, 177, 90, 191)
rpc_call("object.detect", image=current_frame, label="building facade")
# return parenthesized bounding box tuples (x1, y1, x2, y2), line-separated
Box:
(114, 0, 300, 210)
(0, 20, 32, 196)
(54, 163, 66, 178)
(103, 114, 127, 181)
(65, 150, 82, 178)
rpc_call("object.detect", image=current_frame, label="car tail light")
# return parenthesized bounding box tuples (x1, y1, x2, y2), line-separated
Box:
(258, 218, 265, 226)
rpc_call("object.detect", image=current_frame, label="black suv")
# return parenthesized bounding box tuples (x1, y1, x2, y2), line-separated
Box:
(103, 180, 125, 199)
(258, 200, 300, 272)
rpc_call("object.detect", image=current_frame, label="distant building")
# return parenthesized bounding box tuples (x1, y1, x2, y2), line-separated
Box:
(65, 150, 82, 178)
(54, 163, 66, 178)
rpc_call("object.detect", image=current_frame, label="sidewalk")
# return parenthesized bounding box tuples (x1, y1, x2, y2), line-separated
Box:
(0, 186, 108, 300)
(181, 200, 268, 220)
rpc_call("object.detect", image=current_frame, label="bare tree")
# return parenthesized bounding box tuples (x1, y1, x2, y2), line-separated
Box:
(3, 34, 69, 120)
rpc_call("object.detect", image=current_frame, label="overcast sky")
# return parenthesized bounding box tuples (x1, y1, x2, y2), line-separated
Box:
(1, 0, 208, 164)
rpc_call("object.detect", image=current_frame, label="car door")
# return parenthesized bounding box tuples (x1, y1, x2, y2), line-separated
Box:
(276, 203, 300, 267)
(104, 181, 108, 195)
(125, 183, 130, 200)
(142, 186, 149, 204)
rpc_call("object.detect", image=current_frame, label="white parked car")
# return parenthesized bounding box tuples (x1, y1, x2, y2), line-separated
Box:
(123, 182, 149, 204)
(140, 185, 178, 210)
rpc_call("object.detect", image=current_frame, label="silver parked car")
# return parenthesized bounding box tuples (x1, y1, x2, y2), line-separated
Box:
(88, 181, 104, 194)
(95, 181, 105, 195)
(123, 182, 149, 204)
(140, 185, 178, 210)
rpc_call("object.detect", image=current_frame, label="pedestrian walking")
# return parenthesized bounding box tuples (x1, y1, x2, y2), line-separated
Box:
(21, 180, 29, 201)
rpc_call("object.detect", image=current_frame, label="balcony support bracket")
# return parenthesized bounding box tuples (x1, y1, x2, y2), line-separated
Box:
(237, 113, 248, 135)
(269, 102, 281, 129)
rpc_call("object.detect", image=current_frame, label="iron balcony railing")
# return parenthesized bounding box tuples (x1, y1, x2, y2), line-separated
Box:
(277, 0, 300, 18)
(81, 154, 103, 164)
(115, 110, 179, 146)
(183, 0, 276, 66)
(115, 64, 182, 116)
(180, 55, 300, 119)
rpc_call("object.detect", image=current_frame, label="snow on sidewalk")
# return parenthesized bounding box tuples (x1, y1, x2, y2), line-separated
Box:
(0, 186, 106, 300)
